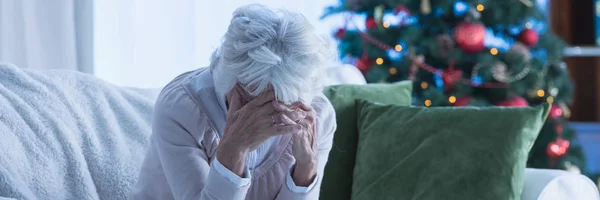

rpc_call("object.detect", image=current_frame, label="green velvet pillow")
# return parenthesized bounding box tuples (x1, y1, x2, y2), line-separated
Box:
(320, 81, 412, 200)
(353, 100, 550, 200)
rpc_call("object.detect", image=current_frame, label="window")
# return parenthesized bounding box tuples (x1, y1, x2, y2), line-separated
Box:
(93, 0, 341, 88)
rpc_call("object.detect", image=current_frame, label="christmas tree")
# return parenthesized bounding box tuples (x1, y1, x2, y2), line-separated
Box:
(323, 0, 588, 175)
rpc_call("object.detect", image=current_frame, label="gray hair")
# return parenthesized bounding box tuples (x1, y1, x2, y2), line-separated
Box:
(211, 4, 337, 104)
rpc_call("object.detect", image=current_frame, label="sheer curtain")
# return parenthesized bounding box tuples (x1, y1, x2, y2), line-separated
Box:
(94, 0, 341, 88)
(0, 0, 93, 72)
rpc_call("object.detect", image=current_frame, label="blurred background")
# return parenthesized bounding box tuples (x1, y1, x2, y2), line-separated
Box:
(0, 0, 344, 88)
(0, 0, 598, 186)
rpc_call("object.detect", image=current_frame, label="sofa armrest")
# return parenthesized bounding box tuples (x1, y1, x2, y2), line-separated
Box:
(323, 64, 367, 86)
(521, 168, 599, 200)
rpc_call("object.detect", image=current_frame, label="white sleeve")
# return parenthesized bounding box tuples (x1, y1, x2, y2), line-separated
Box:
(285, 164, 318, 193)
(212, 156, 252, 187)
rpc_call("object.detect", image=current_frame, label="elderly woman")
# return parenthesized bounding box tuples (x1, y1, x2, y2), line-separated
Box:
(131, 4, 337, 200)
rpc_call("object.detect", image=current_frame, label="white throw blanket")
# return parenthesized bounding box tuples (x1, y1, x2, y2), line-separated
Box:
(0, 63, 158, 200)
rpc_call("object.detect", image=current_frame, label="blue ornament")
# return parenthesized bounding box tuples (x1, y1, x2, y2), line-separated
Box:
(531, 49, 548, 61)
(454, 1, 469, 16)
(484, 28, 511, 51)
(403, 16, 418, 25)
(435, 8, 444, 16)
(508, 26, 522, 35)
(434, 71, 444, 90)
(383, 13, 402, 26)
(386, 49, 403, 61)
(341, 54, 358, 65)
(525, 18, 548, 33)
(471, 75, 483, 86)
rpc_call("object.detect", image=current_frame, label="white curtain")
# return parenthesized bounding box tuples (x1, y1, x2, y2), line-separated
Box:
(94, 0, 342, 88)
(0, 0, 93, 73)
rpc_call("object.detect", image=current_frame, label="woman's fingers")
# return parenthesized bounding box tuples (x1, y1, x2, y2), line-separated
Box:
(263, 124, 302, 136)
(226, 84, 245, 112)
(267, 112, 305, 125)
(291, 101, 313, 112)
(298, 118, 317, 148)
(280, 111, 306, 122)
(248, 89, 275, 108)
(273, 101, 292, 112)
(277, 113, 296, 125)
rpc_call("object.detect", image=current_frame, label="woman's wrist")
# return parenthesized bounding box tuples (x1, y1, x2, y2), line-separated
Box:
(292, 162, 317, 187)
(217, 140, 249, 177)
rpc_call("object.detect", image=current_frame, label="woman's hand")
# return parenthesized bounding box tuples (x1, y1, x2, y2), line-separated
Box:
(275, 102, 318, 187)
(217, 85, 305, 176)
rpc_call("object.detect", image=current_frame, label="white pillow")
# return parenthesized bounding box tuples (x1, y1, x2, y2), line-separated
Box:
(521, 168, 599, 200)
(323, 64, 367, 86)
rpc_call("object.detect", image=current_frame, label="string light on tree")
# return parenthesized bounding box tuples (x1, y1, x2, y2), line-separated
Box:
(547, 124, 570, 160)
(389, 67, 397, 75)
(376, 58, 384, 65)
(424, 99, 432, 107)
(537, 89, 545, 97)
(383, 22, 391, 28)
(449, 96, 457, 104)
(546, 96, 554, 104)
(559, 103, 572, 118)
(547, 138, 570, 158)
(476, 4, 484, 11)
(549, 104, 564, 119)
(395, 44, 403, 52)
(525, 22, 533, 29)
(549, 87, 559, 96)
(421, 82, 429, 89)
(490, 48, 499, 55)
(421, 0, 431, 14)
(374, 5, 385, 28)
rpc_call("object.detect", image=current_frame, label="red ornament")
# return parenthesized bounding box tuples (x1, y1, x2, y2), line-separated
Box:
(454, 22, 486, 53)
(442, 67, 463, 89)
(549, 104, 564, 119)
(366, 17, 378, 29)
(453, 96, 473, 107)
(518, 28, 539, 47)
(496, 96, 529, 107)
(546, 138, 570, 159)
(356, 58, 372, 73)
(335, 28, 346, 39)
(394, 5, 410, 15)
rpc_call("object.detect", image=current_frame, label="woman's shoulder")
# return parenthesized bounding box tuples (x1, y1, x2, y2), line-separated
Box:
(311, 92, 335, 119)
(154, 70, 201, 113)
(311, 92, 336, 142)
(153, 69, 215, 140)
